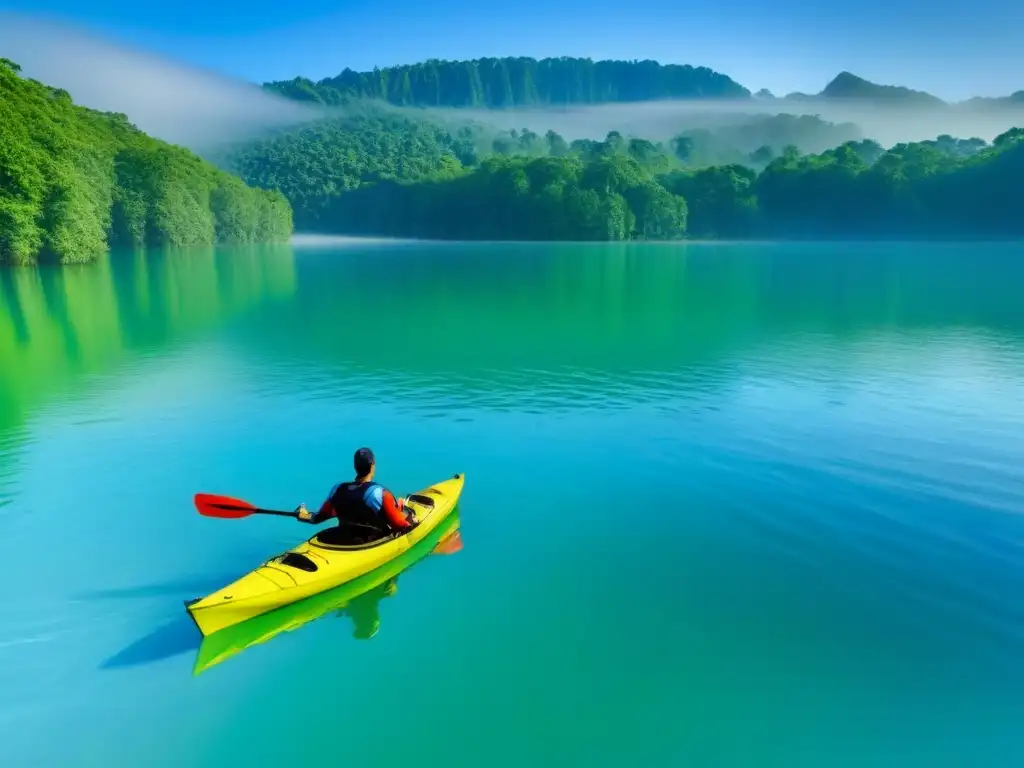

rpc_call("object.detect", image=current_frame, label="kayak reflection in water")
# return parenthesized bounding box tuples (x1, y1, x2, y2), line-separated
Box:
(294, 447, 418, 542)
(336, 527, 461, 639)
(337, 577, 400, 639)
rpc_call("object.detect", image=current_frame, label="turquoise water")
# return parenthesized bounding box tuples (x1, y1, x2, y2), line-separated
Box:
(2, 241, 1024, 766)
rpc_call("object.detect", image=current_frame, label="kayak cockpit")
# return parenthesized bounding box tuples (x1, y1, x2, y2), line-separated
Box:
(309, 492, 439, 551)
(311, 524, 403, 550)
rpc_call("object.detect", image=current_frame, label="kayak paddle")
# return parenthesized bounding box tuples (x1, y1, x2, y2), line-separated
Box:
(193, 493, 392, 533)
(194, 493, 299, 520)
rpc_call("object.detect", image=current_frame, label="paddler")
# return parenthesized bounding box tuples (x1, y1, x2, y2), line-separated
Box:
(337, 577, 399, 639)
(295, 447, 418, 536)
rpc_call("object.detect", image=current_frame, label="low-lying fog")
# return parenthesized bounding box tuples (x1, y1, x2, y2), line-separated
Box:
(437, 98, 1024, 147)
(2, 13, 1021, 153)
(0, 13, 320, 150)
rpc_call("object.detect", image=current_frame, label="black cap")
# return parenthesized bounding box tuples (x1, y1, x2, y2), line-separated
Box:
(354, 447, 375, 477)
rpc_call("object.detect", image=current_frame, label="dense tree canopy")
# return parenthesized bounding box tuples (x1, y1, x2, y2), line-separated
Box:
(225, 112, 1024, 241)
(218, 96, 1023, 242)
(212, 113, 476, 230)
(217, 108, 868, 230)
(320, 152, 686, 241)
(264, 56, 751, 108)
(0, 59, 292, 266)
(10, 50, 1016, 259)
(669, 113, 862, 167)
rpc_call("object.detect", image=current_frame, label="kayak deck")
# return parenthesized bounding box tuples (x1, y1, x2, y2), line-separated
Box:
(192, 509, 462, 675)
(186, 473, 464, 636)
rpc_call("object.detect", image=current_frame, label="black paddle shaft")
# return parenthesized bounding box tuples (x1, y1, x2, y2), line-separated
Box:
(207, 500, 299, 518)
(253, 508, 301, 518)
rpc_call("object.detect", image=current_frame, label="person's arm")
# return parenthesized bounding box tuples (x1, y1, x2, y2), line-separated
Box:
(297, 487, 339, 523)
(380, 489, 414, 528)
(308, 497, 337, 524)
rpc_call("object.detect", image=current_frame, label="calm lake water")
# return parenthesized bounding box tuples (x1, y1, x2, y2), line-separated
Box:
(2, 241, 1024, 766)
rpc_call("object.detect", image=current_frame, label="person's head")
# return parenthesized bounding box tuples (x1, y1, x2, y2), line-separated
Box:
(354, 447, 375, 480)
(353, 617, 380, 640)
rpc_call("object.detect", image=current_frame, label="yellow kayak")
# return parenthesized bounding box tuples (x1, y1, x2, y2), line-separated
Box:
(186, 473, 464, 636)
(192, 509, 461, 675)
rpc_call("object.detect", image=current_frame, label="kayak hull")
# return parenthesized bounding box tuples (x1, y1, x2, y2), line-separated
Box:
(186, 473, 464, 636)
(192, 509, 462, 675)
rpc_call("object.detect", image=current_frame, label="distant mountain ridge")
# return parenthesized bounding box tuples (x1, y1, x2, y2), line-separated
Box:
(786, 71, 1022, 110)
(265, 57, 1024, 111)
(789, 71, 946, 107)
(264, 56, 751, 108)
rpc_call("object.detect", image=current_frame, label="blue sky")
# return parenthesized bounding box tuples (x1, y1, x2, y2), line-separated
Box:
(3, 0, 1023, 99)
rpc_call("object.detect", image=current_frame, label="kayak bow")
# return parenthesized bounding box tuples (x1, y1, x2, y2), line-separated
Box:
(186, 473, 464, 636)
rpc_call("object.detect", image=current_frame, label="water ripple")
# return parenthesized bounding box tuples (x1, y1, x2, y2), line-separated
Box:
(4, 242, 1024, 766)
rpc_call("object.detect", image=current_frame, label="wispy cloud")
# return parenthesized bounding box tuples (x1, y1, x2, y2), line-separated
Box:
(0, 13, 321, 150)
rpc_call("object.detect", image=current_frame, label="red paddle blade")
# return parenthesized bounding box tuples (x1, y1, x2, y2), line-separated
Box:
(433, 531, 463, 556)
(194, 493, 258, 519)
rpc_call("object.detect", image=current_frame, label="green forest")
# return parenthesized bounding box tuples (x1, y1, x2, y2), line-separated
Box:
(219, 104, 1023, 240)
(264, 56, 751, 108)
(215, 110, 865, 231)
(0, 59, 292, 266)
(3, 52, 1023, 261)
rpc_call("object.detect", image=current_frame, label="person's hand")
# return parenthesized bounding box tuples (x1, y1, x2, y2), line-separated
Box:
(396, 497, 417, 525)
(295, 503, 312, 522)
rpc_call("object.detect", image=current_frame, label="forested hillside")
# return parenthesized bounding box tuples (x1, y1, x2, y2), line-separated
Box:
(0, 58, 292, 266)
(11, 43, 1011, 255)
(216, 110, 867, 230)
(213, 114, 477, 230)
(220, 107, 1023, 241)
